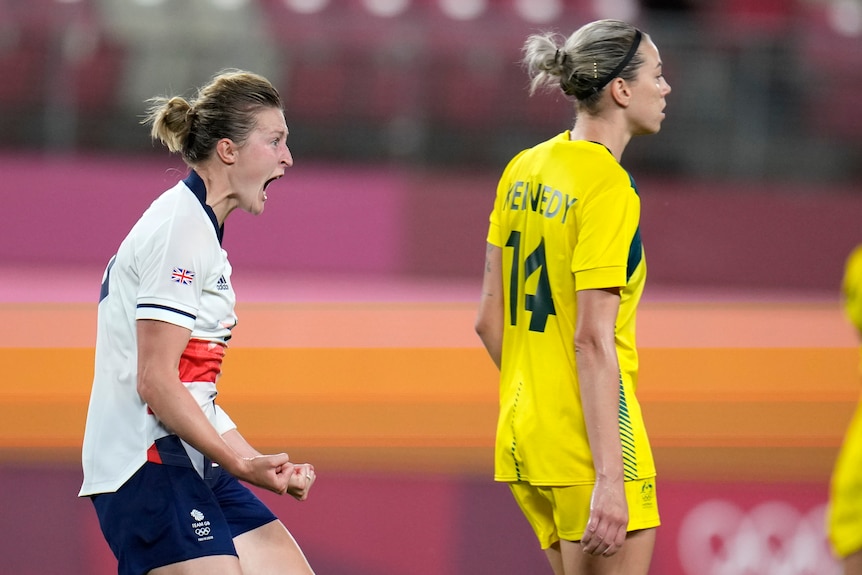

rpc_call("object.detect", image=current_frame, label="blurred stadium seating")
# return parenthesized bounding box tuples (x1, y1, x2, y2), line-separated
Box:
(0, 0, 860, 182)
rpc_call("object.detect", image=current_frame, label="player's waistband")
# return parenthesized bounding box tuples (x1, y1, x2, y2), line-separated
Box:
(146, 435, 218, 480)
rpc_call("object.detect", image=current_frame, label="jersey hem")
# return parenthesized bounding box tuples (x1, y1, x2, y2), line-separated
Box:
(79, 457, 147, 497)
(494, 473, 657, 487)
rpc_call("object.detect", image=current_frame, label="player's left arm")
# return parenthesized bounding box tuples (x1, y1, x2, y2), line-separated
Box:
(575, 286, 628, 557)
(475, 242, 504, 369)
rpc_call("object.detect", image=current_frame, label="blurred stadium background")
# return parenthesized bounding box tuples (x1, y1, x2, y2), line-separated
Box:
(1, 0, 861, 573)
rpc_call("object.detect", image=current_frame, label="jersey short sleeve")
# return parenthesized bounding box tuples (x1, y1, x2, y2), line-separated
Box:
(133, 215, 218, 331)
(487, 149, 530, 249)
(572, 184, 640, 291)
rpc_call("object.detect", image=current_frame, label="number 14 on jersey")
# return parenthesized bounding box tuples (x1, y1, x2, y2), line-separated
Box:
(505, 230, 557, 333)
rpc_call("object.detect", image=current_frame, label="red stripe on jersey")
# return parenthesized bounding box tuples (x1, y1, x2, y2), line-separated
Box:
(178, 339, 225, 383)
(147, 443, 162, 464)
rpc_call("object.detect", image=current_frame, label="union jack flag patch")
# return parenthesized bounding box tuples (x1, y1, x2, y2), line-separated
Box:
(171, 268, 195, 285)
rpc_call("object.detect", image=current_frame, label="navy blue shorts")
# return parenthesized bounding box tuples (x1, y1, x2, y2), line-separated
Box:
(91, 461, 278, 575)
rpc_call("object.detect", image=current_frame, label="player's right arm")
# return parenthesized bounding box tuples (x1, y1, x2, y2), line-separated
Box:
(136, 318, 293, 494)
(475, 242, 504, 369)
(221, 428, 315, 501)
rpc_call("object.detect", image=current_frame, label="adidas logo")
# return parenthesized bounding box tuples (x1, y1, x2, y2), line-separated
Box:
(216, 276, 229, 291)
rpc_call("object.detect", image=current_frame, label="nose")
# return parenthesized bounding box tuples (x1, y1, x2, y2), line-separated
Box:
(663, 77, 672, 96)
(282, 144, 294, 168)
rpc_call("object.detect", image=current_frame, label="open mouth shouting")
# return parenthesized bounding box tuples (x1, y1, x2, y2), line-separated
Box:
(263, 175, 282, 201)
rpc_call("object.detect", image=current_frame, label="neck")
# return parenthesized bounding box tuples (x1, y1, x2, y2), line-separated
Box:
(569, 115, 630, 162)
(194, 164, 236, 226)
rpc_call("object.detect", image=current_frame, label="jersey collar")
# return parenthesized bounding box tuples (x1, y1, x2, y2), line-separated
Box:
(183, 170, 224, 245)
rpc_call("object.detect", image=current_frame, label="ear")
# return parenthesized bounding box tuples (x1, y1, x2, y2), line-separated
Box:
(215, 138, 238, 165)
(609, 77, 632, 108)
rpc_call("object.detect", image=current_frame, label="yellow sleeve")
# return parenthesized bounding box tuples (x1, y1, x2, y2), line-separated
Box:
(572, 185, 640, 291)
(487, 150, 529, 249)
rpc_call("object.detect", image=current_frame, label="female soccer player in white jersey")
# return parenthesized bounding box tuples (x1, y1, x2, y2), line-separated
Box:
(475, 20, 671, 575)
(828, 245, 862, 574)
(79, 70, 316, 575)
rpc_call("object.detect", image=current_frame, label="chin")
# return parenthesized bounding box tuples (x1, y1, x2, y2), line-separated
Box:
(645, 119, 664, 135)
(244, 202, 265, 216)
(633, 127, 658, 137)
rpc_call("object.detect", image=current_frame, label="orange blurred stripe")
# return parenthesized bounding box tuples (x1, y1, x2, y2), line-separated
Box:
(1, 301, 855, 349)
(1, 301, 858, 481)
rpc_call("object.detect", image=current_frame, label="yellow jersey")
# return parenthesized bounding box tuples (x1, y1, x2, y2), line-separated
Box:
(487, 132, 655, 485)
(826, 245, 862, 557)
(843, 245, 862, 337)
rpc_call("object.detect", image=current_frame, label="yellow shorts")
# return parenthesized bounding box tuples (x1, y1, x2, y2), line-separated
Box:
(828, 399, 862, 558)
(509, 478, 660, 549)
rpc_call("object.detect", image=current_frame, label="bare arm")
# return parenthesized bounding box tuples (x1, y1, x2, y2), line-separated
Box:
(475, 243, 504, 370)
(136, 319, 292, 494)
(574, 288, 628, 557)
(223, 428, 315, 501)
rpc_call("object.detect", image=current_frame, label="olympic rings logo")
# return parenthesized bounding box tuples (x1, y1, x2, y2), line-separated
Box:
(677, 500, 840, 575)
(195, 527, 211, 537)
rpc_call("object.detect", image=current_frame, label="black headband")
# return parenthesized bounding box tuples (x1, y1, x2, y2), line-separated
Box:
(584, 29, 643, 98)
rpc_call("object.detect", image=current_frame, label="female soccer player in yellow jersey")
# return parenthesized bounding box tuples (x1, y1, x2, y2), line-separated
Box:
(828, 245, 862, 574)
(475, 19, 670, 575)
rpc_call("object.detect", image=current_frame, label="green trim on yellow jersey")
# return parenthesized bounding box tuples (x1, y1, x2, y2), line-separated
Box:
(619, 375, 638, 481)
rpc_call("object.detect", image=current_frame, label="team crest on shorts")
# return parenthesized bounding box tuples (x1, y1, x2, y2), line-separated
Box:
(190, 509, 213, 542)
(641, 481, 656, 508)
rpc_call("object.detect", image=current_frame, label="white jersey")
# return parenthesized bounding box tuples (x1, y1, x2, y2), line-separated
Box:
(80, 171, 238, 496)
